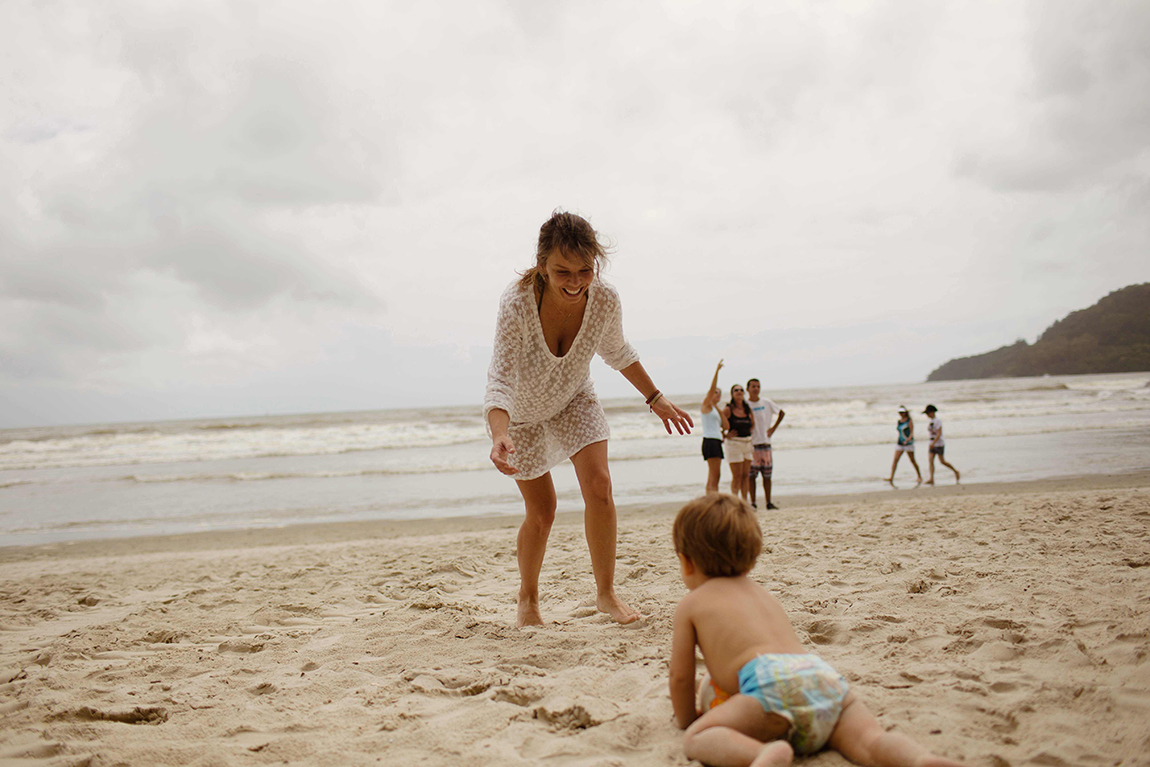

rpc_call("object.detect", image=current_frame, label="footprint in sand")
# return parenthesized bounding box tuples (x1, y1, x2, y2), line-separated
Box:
(51, 705, 169, 724)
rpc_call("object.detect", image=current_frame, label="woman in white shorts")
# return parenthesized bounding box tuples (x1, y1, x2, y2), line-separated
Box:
(722, 384, 754, 502)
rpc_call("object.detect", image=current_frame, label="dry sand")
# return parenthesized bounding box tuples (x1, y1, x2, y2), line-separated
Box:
(2, 475, 1148, 766)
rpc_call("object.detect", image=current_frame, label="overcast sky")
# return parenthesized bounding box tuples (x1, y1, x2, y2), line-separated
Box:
(2, 0, 1148, 428)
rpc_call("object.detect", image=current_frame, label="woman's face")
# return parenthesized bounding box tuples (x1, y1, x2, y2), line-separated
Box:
(898, 411, 909, 421)
(541, 250, 594, 305)
(731, 385, 745, 404)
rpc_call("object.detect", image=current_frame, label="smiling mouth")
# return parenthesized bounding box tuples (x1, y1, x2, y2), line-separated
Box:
(562, 287, 583, 296)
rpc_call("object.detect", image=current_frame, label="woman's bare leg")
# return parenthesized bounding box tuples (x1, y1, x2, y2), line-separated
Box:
(729, 462, 742, 496)
(938, 455, 960, 482)
(739, 460, 752, 501)
(570, 440, 639, 624)
(706, 457, 723, 493)
(514, 472, 557, 627)
(907, 452, 923, 483)
(887, 451, 902, 484)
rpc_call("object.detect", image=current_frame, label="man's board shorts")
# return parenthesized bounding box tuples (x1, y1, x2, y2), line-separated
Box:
(737, 653, 849, 755)
(702, 437, 724, 461)
(726, 436, 753, 463)
(750, 444, 773, 478)
(930, 445, 945, 456)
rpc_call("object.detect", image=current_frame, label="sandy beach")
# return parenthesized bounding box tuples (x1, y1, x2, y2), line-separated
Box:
(2, 474, 1148, 766)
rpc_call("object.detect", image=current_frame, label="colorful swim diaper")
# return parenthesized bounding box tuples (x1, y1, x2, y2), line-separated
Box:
(737, 653, 849, 754)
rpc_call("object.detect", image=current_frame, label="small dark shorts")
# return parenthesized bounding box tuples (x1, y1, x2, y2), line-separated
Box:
(930, 445, 945, 456)
(702, 437, 724, 461)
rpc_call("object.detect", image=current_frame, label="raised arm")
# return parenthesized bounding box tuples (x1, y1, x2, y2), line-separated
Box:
(620, 361, 693, 435)
(701, 359, 723, 415)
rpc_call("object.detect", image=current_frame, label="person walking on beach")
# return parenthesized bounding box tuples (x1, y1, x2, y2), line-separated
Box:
(885, 406, 922, 487)
(723, 384, 754, 503)
(923, 405, 960, 485)
(701, 360, 730, 494)
(746, 379, 785, 510)
(485, 210, 693, 627)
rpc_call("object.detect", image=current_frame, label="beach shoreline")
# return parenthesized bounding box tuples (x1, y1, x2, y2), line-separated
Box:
(4, 469, 1148, 563)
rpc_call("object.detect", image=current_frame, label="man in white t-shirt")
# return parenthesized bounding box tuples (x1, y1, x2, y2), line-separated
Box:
(923, 404, 960, 485)
(746, 378, 786, 509)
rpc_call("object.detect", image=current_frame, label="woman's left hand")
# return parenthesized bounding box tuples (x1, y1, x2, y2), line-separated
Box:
(652, 396, 693, 435)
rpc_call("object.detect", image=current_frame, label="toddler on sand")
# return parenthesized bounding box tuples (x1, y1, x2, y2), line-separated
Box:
(669, 493, 967, 767)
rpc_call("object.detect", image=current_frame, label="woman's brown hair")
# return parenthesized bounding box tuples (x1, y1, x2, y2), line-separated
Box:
(518, 210, 611, 295)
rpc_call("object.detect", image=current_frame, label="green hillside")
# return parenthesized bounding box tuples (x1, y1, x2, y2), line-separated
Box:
(927, 283, 1150, 381)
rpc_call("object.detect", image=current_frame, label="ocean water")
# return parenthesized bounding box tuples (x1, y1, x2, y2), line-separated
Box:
(2, 372, 1149, 546)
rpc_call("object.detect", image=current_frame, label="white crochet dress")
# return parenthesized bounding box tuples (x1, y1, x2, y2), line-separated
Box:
(484, 279, 640, 480)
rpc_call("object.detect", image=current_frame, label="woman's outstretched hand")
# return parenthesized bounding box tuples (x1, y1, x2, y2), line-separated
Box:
(652, 396, 693, 435)
(490, 435, 519, 475)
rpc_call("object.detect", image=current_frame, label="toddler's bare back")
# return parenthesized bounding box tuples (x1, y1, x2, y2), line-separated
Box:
(679, 575, 807, 693)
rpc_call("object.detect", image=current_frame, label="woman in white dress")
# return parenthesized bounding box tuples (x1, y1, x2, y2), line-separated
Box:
(485, 211, 693, 627)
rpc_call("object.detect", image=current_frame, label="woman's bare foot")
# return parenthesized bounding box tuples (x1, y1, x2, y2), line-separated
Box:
(750, 740, 793, 767)
(885, 477, 895, 487)
(924, 479, 934, 485)
(517, 595, 544, 627)
(954, 470, 961, 483)
(597, 591, 640, 624)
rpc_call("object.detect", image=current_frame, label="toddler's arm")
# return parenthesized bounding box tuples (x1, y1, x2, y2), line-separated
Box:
(669, 602, 699, 729)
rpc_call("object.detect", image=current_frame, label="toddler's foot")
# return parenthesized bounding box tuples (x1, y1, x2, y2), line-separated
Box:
(597, 592, 640, 624)
(517, 596, 544, 628)
(750, 740, 793, 767)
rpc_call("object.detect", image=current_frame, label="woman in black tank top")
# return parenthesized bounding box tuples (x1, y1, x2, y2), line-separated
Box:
(722, 384, 754, 502)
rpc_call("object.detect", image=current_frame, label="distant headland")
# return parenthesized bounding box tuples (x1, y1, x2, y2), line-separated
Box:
(927, 283, 1150, 381)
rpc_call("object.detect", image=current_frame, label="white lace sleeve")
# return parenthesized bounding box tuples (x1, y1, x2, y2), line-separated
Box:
(596, 284, 640, 371)
(483, 285, 522, 426)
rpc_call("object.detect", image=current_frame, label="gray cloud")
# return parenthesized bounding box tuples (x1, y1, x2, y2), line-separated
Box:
(1, 5, 391, 391)
(956, 0, 1150, 193)
(2, 0, 1147, 428)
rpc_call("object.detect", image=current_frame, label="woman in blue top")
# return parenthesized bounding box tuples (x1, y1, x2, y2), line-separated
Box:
(700, 359, 730, 493)
(885, 406, 922, 486)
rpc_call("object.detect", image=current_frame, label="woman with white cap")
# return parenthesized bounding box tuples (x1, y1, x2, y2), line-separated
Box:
(885, 406, 922, 486)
